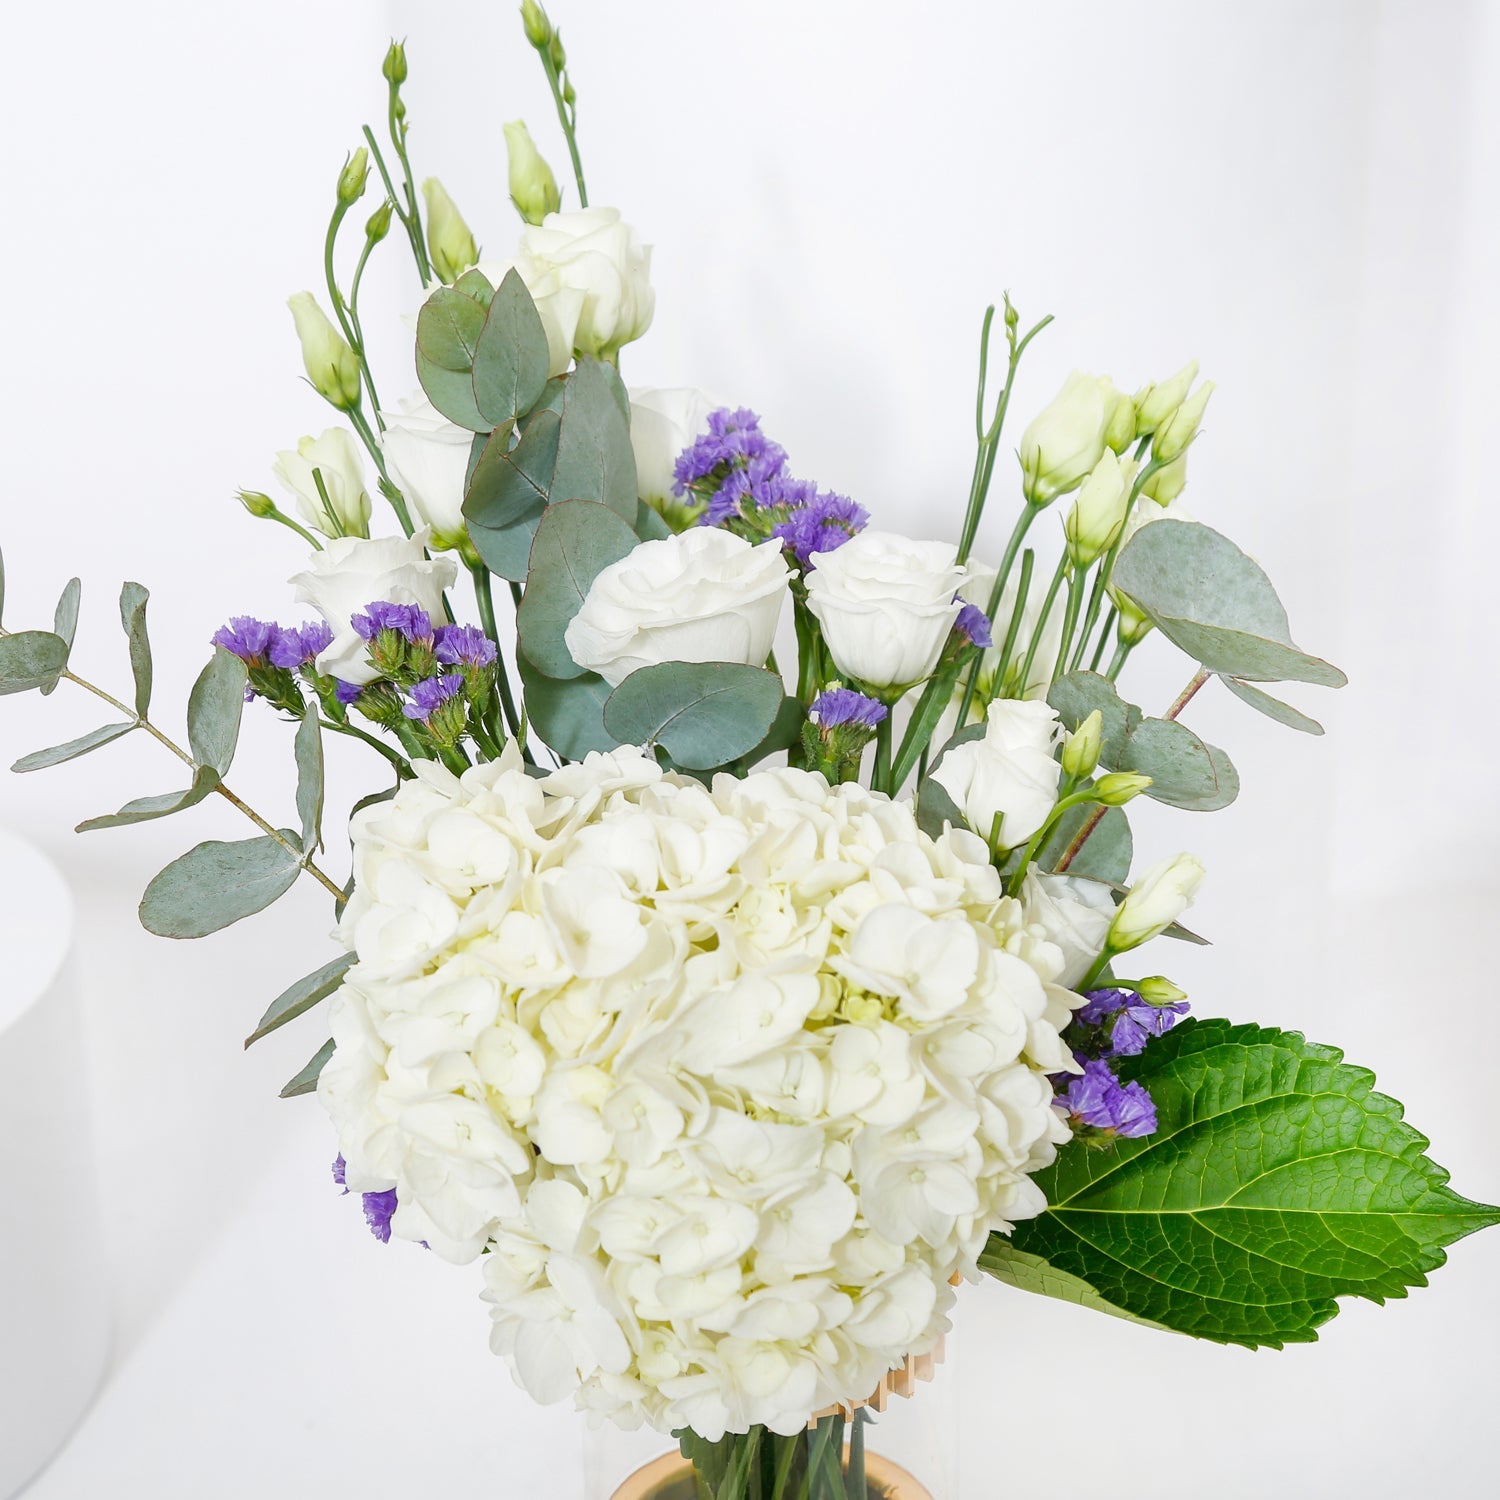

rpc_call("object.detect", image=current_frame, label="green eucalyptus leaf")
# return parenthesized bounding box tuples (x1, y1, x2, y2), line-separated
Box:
(245, 951, 355, 1048)
(516, 499, 639, 678)
(517, 650, 620, 759)
(76, 764, 220, 831)
(632, 499, 673, 542)
(295, 710, 324, 854)
(0, 545, 6, 623)
(551, 359, 639, 520)
(139, 831, 303, 938)
(1034, 801, 1134, 885)
(186, 649, 247, 775)
(12, 721, 136, 773)
(463, 408, 561, 532)
(415, 286, 491, 432)
(471, 267, 552, 428)
(453, 268, 495, 307)
(914, 723, 986, 839)
(469, 515, 542, 584)
(992, 1019, 1500, 1347)
(603, 662, 784, 770)
(1221, 676, 1325, 736)
(742, 694, 805, 769)
(1047, 672, 1138, 764)
(1118, 717, 1239, 812)
(119, 582, 152, 717)
(0, 630, 69, 696)
(1112, 521, 1346, 687)
(280, 1038, 336, 1098)
(53, 577, 82, 648)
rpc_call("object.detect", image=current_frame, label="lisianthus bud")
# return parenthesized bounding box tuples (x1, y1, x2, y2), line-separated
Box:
(236, 489, 277, 519)
(337, 147, 369, 207)
(1134, 361, 1199, 437)
(1135, 976, 1188, 1005)
(504, 120, 562, 225)
(1093, 772, 1152, 806)
(365, 199, 393, 243)
(1109, 852, 1205, 951)
(287, 292, 362, 410)
(1114, 597, 1154, 647)
(1061, 709, 1104, 779)
(521, 0, 552, 47)
(1139, 453, 1187, 503)
(1152, 380, 1215, 463)
(1064, 451, 1136, 568)
(422, 177, 479, 284)
(1019, 371, 1113, 507)
(382, 40, 408, 85)
(1103, 387, 1137, 455)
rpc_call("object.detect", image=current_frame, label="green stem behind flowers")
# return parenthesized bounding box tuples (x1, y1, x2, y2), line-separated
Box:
(955, 506, 1036, 729)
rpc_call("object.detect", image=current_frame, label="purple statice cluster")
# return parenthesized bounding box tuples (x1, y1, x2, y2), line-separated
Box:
(333, 1155, 397, 1244)
(212, 615, 335, 709)
(1055, 986, 1191, 1141)
(672, 407, 868, 566)
(802, 687, 888, 783)
(954, 603, 994, 650)
(809, 687, 887, 731)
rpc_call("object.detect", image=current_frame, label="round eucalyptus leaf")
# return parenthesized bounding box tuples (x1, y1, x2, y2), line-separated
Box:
(603, 662, 784, 770)
(139, 831, 303, 939)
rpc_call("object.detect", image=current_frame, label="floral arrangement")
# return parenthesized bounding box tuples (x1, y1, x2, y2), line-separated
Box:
(2, 7, 1494, 1496)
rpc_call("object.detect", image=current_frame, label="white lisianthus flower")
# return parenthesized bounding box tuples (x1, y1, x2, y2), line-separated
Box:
(804, 530, 966, 692)
(380, 391, 474, 549)
(564, 529, 789, 687)
(272, 428, 372, 540)
(290, 531, 457, 685)
(320, 746, 1079, 1438)
(628, 387, 723, 510)
(930, 698, 1063, 848)
(1109, 852, 1206, 951)
(1018, 371, 1116, 506)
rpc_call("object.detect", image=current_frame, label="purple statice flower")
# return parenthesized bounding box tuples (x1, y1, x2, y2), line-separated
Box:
(362, 1187, 398, 1244)
(352, 602, 434, 643)
(269, 620, 334, 670)
(954, 603, 994, 650)
(334, 680, 363, 706)
(1059, 1058, 1158, 1138)
(673, 407, 788, 495)
(332, 1154, 348, 1192)
(772, 490, 869, 566)
(810, 688, 888, 730)
(403, 674, 465, 721)
(1078, 987, 1190, 1059)
(212, 616, 279, 664)
(434, 624, 498, 668)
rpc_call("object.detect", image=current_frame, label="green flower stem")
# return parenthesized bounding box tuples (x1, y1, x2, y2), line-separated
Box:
(263, 505, 324, 552)
(361, 124, 429, 284)
(1088, 604, 1118, 672)
(321, 195, 386, 423)
(989, 547, 1034, 697)
(344, 407, 413, 536)
(846, 1410, 866, 1499)
(1005, 786, 1097, 896)
(873, 710, 894, 795)
(1015, 551, 1070, 698)
(467, 562, 522, 744)
(1051, 562, 1085, 685)
(535, 44, 587, 207)
(1070, 555, 1112, 674)
(347, 225, 385, 425)
(319, 716, 409, 773)
(1078, 943, 1118, 992)
(387, 83, 431, 281)
(1104, 637, 1133, 681)
(955, 504, 1037, 728)
(5, 634, 347, 903)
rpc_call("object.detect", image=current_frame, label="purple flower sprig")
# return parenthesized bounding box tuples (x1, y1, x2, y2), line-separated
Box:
(213, 616, 332, 711)
(1058, 1058, 1158, 1139)
(803, 687, 888, 784)
(1076, 986, 1191, 1059)
(810, 688, 887, 731)
(333, 1157, 398, 1245)
(352, 601, 438, 681)
(954, 603, 994, 650)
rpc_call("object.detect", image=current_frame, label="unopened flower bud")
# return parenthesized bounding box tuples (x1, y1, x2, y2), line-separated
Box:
(1064, 451, 1136, 568)
(1134, 361, 1199, 436)
(382, 40, 408, 85)
(1093, 772, 1152, 806)
(1019, 371, 1114, 507)
(521, 0, 552, 48)
(287, 292, 362, 410)
(337, 147, 369, 207)
(1103, 388, 1137, 455)
(548, 31, 566, 69)
(1113, 597, 1155, 647)
(1003, 295, 1020, 336)
(365, 199, 394, 243)
(1135, 976, 1187, 1006)
(1109, 853, 1205, 951)
(1139, 454, 1187, 504)
(1061, 710, 1104, 779)
(504, 120, 561, 225)
(236, 489, 277, 519)
(1152, 380, 1215, 463)
(421, 177, 479, 284)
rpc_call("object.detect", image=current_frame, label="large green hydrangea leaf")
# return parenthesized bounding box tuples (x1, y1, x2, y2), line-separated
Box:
(982, 1019, 1499, 1347)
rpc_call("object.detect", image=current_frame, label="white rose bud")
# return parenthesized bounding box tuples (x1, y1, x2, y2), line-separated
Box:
(287, 292, 361, 410)
(628, 387, 724, 524)
(1134, 361, 1199, 436)
(380, 391, 474, 549)
(290, 531, 457, 685)
(503, 120, 562, 226)
(422, 177, 480, 285)
(564, 529, 789, 687)
(1108, 852, 1206, 951)
(516, 207, 654, 361)
(1018, 371, 1115, 507)
(804, 530, 966, 692)
(929, 698, 1063, 848)
(1063, 451, 1137, 568)
(272, 427, 372, 539)
(1152, 379, 1215, 463)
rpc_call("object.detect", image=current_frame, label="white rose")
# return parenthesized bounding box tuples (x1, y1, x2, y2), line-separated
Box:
(930, 698, 1063, 847)
(1018, 371, 1114, 507)
(628, 387, 723, 505)
(380, 391, 475, 548)
(563, 529, 789, 688)
(272, 427, 372, 539)
(290, 531, 458, 685)
(515, 206, 654, 361)
(1109, 852, 1205, 951)
(803, 530, 965, 691)
(1024, 872, 1116, 988)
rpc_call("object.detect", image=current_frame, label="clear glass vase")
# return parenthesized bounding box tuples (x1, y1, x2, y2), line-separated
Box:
(582, 1339, 958, 1499)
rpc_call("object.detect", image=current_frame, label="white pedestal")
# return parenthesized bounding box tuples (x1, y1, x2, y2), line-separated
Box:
(0, 830, 109, 1496)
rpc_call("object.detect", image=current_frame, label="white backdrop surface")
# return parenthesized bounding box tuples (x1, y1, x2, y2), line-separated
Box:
(1, 2, 1497, 1496)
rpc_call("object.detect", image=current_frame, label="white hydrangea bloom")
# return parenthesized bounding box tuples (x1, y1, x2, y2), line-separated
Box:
(320, 746, 1089, 1439)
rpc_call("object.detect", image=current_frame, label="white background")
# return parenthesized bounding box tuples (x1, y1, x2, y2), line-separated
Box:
(2, 1, 1497, 1495)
